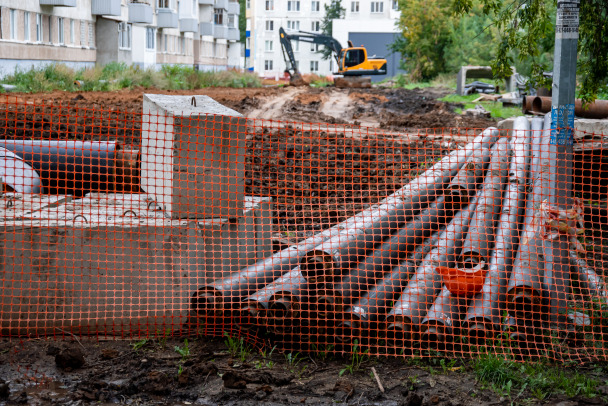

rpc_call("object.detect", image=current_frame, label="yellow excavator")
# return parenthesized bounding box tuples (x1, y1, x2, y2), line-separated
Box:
(279, 27, 387, 87)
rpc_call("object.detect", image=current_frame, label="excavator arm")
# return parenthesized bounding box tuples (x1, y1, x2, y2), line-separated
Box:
(279, 27, 343, 77)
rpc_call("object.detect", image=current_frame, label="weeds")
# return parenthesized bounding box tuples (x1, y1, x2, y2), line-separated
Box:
(285, 352, 307, 377)
(223, 332, 251, 363)
(174, 339, 191, 376)
(0, 63, 262, 93)
(131, 338, 150, 352)
(339, 339, 369, 376)
(254, 346, 276, 369)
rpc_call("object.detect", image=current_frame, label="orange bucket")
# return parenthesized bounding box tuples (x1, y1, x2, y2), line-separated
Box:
(436, 265, 487, 297)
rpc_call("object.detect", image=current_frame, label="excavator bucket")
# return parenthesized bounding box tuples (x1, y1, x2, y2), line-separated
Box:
(289, 72, 308, 87)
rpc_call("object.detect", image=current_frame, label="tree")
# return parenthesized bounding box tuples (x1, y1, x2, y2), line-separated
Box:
(320, 0, 345, 60)
(452, 0, 608, 102)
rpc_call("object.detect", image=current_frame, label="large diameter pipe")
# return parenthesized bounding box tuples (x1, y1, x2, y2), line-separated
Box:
(299, 129, 499, 284)
(315, 197, 455, 318)
(335, 226, 445, 344)
(385, 196, 480, 342)
(0, 140, 121, 196)
(464, 117, 533, 343)
(531, 95, 608, 119)
(191, 134, 491, 318)
(0, 147, 43, 193)
(419, 287, 468, 350)
(506, 118, 546, 319)
(459, 138, 511, 267)
(444, 129, 498, 206)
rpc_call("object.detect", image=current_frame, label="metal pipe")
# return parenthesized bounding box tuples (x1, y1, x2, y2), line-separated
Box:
(459, 138, 511, 267)
(419, 287, 468, 350)
(0, 140, 121, 196)
(506, 118, 546, 319)
(0, 147, 43, 193)
(444, 129, 497, 207)
(522, 95, 535, 114)
(385, 196, 480, 342)
(464, 117, 533, 343)
(531, 95, 608, 119)
(570, 250, 608, 299)
(190, 134, 494, 318)
(299, 129, 499, 284)
(314, 197, 455, 318)
(335, 226, 445, 344)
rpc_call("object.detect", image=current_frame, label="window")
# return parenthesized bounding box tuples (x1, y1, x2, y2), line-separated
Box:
(48, 16, 53, 43)
(286, 20, 300, 31)
(345, 49, 364, 67)
(89, 22, 94, 46)
(292, 40, 299, 52)
(58, 17, 64, 44)
(146, 27, 155, 50)
(265, 40, 273, 52)
(264, 60, 273, 71)
(393, 0, 399, 10)
(80, 20, 86, 45)
(9, 9, 16, 40)
(311, 21, 320, 32)
(214, 9, 224, 25)
(36, 14, 42, 42)
(265, 20, 274, 31)
(245, 37, 250, 49)
(311, 1, 320, 12)
(118, 22, 131, 49)
(351, 1, 359, 12)
(157, 0, 171, 9)
(24, 12, 30, 41)
(310, 60, 319, 72)
(246, 0, 251, 9)
(310, 43, 320, 52)
(287, 1, 300, 11)
(371, 1, 384, 13)
(265, 0, 274, 11)
(70, 20, 74, 44)
(164, 34, 167, 52)
(228, 14, 236, 28)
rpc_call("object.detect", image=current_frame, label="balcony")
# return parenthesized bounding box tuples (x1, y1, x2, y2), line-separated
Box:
(91, 0, 121, 16)
(179, 18, 198, 32)
(199, 22, 214, 36)
(227, 1, 240, 15)
(227, 27, 239, 42)
(39, 0, 76, 6)
(198, 0, 214, 5)
(214, 25, 228, 39)
(215, 0, 229, 11)
(157, 8, 178, 28)
(128, 2, 153, 24)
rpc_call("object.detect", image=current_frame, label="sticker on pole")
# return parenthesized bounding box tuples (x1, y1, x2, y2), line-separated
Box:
(551, 104, 575, 146)
(556, 0, 580, 39)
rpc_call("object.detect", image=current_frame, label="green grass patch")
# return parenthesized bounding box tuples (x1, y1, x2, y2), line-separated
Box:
(0, 62, 262, 93)
(439, 94, 522, 119)
(472, 353, 602, 401)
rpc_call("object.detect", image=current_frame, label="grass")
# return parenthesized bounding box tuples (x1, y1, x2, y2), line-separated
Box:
(439, 93, 522, 119)
(472, 353, 602, 401)
(0, 62, 262, 93)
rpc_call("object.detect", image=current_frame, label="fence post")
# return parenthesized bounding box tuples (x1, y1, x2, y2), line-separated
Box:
(547, 0, 580, 329)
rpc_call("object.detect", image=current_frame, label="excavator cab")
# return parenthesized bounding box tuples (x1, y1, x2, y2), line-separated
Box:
(338, 47, 387, 76)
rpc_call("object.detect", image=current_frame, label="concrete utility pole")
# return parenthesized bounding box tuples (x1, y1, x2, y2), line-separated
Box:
(546, 0, 580, 329)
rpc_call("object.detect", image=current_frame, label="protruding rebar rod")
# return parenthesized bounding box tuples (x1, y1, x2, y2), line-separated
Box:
(506, 118, 546, 320)
(299, 129, 499, 284)
(459, 138, 511, 268)
(464, 117, 533, 343)
(385, 196, 480, 342)
(314, 197, 455, 318)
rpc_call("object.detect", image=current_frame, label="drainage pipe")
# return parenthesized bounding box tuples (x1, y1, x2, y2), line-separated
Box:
(531, 96, 608, 119)
(299, 129, 499, 285)
(0, 147, 43, 194)
(464, 116, 533, 343)
(419, 287, 468, 350)
(459, 138, 511, 267)
(190, 131, 495, 318)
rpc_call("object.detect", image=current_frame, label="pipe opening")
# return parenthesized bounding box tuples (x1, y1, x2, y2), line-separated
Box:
(513, 293, 534, 315)
(269, 298, 291, 319)
(532, 96, 544, 113)
(421, 326, 444, 348)
(191, 289, 221, 315)
(316, 297, 334, 315)
(445, 186, 469, 207)
(467, 324, 488, 345)
(462, 256, 480, 269)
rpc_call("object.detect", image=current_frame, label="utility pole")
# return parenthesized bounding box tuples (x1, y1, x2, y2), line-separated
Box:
(546, 0, 580, 331)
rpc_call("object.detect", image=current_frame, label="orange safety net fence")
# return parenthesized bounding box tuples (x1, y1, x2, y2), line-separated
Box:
(0, 94, 608, 363)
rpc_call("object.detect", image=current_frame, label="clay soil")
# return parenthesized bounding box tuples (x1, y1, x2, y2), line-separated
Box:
(1, 86, 604, 405)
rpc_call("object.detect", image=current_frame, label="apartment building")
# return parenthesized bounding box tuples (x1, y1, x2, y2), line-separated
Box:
(245, 0, 400, 80)
(0, 0, 242, 74)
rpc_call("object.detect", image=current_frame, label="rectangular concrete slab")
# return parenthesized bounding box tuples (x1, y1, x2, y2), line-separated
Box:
(0, 194, 272, 336)
(141, 94, 246, 219)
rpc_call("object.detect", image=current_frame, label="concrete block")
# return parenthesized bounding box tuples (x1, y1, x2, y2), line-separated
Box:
(141, 94, 246, 219)
(0, 194, 272, 336)
(456, 65, 516, 95)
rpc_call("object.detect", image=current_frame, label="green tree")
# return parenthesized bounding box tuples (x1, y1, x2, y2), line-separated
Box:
(452, 0, 608, 102)
(320, 0, 345, 60)
(239, 0, 246, 43)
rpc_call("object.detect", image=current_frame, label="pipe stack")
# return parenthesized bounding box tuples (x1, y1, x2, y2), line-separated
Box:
(191, 121, 607, 355)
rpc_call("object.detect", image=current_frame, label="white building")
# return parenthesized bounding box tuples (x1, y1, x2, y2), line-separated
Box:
(245, 0, 401, 79)
(0, 0, 243, 74)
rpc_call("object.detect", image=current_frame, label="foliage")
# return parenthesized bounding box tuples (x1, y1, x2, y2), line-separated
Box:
(438, 94, 523, 118)
(320, 0, 346, 60)
(239, 0, 246, 43)
(223, 332, 251, 362)
(452, 0, 608, 103)
(0, 63, 262, 93)
(339, 339, 369, 375)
